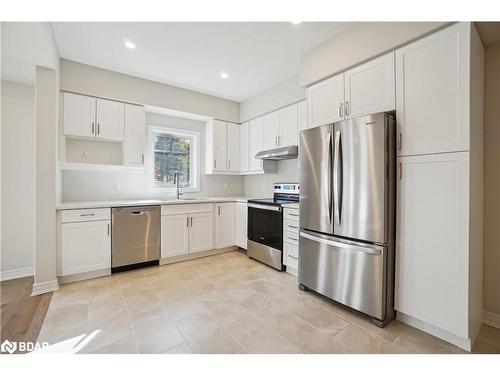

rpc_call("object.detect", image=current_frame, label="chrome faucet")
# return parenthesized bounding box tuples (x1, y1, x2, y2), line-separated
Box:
(174, 171, 183, 199)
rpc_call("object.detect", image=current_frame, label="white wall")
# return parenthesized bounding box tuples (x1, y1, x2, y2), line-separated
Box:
(300, 22, 449, 86)
(1, 80, 35, 279)
(244, 159, 299, 198)
(61, 112, 244, 202)
(60, 60, 240, 123)
(240, 75, 305, 123)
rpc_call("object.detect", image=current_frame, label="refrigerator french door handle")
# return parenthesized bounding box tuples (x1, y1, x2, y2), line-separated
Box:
(299, 230, 382, 256)
(333, 130, 341, 226)
(327, 132, 333, 224)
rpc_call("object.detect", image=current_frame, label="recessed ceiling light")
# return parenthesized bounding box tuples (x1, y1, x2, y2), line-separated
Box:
(220, 72, 229, 79)
(123, 39, 136, 49)
(291, 21, 302, 25)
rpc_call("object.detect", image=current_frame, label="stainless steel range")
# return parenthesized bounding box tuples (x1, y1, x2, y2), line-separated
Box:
(247, 183, 299, 270)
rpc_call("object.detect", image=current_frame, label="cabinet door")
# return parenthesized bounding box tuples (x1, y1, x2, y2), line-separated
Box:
(298, 100, 307, 132)
(96, 98, 125, 141)
(63, 92, 96, 138)
(344, 52, 395, 119)
(239, 122, 249, 173)
(395, 152, 469, 337)
(226, 122, 240, 172)
(264, 111, 281, 148)
(124, 104, 146, 166)
(61, 220, 111, 276)
(215, 203, 236, 248)
(235, 202, 248, 249)
(212, 120, 227, 172)
(161, 214, 189, 258)
(189, 212, 214, 253)
(248, 117, 265, 172)
(396, 23, 469, 156)
(307, 73, 344, 128)
(280, 104, 299, 147)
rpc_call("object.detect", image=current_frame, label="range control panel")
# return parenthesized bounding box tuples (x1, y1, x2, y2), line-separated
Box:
(274, 183, 299, 195)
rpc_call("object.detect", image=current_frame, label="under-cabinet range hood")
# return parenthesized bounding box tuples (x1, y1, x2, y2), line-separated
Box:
(255, 145, 298, 160)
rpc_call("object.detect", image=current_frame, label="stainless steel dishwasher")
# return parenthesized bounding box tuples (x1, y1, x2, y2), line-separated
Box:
(111, 206, 161, 273)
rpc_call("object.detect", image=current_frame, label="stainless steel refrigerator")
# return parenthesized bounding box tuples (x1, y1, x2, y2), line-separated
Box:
(298, 112, 396, 327)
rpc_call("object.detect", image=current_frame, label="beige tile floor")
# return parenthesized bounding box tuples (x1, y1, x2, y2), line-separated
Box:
(37, 251, 500, 354)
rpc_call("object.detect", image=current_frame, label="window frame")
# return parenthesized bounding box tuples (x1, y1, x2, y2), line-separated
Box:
(147, 125, 200, 193)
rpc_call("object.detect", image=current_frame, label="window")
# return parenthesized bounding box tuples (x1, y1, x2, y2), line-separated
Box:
(150, 127, 199, 191)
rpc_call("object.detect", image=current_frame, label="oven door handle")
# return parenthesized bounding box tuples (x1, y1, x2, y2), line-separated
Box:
(248, 203, 282, 212)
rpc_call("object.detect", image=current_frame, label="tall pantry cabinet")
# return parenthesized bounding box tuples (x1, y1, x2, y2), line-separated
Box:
(394, 22, 484, 351)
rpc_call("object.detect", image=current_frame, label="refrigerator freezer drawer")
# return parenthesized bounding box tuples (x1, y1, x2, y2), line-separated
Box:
(299, 230, 386, 320)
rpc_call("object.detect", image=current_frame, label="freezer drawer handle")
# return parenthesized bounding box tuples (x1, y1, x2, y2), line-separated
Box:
(299, 231, 382, 256)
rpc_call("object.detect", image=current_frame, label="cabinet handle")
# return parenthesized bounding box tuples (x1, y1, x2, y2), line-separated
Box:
(288, 213, 299, 217)
(339, 103, 343, 118)
(213, 159, 216, 169)
(107, 224, 110, 236)
(398, 162, 403, 180)
(288, 225, 298, 229)
(288, 255, 298, 260)
(278, 136, 281, 146)
(397, 133, 403, 151)
(218, 206, 221, 215)
(345, 102, 350, 117)
(186, 217, 189, 227)
(80, 213, 95, 217)
(288, 236, 298, 242)
(141, 154, 144, 164)
(92, 122, 95, 134)
(190, 217, 193, 227)
(97, 123, 100, 135)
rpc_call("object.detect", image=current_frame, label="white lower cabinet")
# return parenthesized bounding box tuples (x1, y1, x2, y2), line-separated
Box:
(161, 204, 213, 258)
(395, 152, 471, 342)
(161, 214, 189, 257)
(60, 209, 111, 276)
(283, 207, 300, 276)
(235, 202, 248, 249)
(215, 202, 236, 248)
(189, 212, 214, 253)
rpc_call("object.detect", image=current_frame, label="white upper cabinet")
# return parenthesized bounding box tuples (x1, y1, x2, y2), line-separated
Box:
(123, 104, 145, 167)
(248, 117, 265, 172)
(307, 73, 344, 128)
(344, 52, 395, 119)
(396, 23, 469, 156)
(96, 98, 125, 141)
(280, 104, 299, 147)
(395, 152, 469, 338)
(63, 92, 97, 138)
(264, 111, 281, 149)
(226, 122, 240, 172)
(298, 100, 307, 132)
(205, 119, 228, 174)
(215, 202, 236, 248)
(239, 122, 249, 173)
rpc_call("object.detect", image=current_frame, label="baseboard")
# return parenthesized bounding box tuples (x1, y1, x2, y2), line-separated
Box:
(397, 312, 471, 352)
(483, 310, 500, 330)
(31, 279, 59, 296)
(0, 266, 34, 281)
(59, 268, 111, 285)
(159, 246, 237, 265)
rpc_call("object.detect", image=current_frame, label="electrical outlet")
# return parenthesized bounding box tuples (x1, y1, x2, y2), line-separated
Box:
(80, 149, 88, 159)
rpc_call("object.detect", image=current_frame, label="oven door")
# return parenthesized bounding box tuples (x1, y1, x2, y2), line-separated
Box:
(247, 203, 283, 250)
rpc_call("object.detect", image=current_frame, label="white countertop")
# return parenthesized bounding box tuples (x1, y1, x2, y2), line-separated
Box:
(57, 196, 252, 210)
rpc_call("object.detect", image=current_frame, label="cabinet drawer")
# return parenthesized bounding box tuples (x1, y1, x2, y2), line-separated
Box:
(61, 208, 111, 223)
(161, 203, 213, 216)
(284, 242, 298, 259)
(284, 230, 299, 245)
(284, 209, 300, 222)
(287, 255, 298, 270)
(283, 220, 300, 234)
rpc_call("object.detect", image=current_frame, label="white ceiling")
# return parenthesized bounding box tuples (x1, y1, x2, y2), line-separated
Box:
(51, 22, 355, 102)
